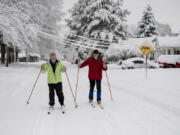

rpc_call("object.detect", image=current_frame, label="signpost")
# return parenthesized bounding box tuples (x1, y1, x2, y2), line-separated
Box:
(140, 42, 152, 78)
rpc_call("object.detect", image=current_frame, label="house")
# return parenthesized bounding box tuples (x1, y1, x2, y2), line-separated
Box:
(155, 35, 180, 58)
(118, 35, 180, 60)
(107, 34, 180, 61)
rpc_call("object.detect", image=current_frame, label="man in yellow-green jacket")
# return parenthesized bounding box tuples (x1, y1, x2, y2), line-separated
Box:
(41, 53, 66, 112)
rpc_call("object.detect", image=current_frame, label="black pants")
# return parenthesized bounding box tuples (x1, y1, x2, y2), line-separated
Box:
(89, 79, 101, 101)
(48, 82, 64, 106)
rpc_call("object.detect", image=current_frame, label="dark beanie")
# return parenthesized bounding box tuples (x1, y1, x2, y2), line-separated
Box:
(93, 50, 99, 54)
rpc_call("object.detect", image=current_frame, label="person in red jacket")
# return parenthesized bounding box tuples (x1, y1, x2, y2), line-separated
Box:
(77, 50, 107, 104)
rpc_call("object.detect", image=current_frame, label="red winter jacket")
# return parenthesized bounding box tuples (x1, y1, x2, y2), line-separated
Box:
(80, 57, 107, 80)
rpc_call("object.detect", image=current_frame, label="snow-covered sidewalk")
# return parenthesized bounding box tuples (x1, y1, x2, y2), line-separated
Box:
(0, 62, 180, 135)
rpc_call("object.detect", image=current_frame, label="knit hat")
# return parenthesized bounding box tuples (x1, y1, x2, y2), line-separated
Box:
(92, 50, 99, 54)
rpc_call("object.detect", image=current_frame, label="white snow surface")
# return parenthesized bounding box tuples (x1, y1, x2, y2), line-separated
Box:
(0, 62, 180, 135)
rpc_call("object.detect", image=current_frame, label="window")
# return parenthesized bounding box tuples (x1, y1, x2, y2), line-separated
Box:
(133, 60, 144, 64)
(168, 50, 171, 55)
(175, 50, 180, 54)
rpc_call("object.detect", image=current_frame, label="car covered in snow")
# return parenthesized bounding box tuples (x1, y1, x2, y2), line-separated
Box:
(176, 59, 180, 68)
(157, 55, 180, 68)
(120, 57, 159, 69)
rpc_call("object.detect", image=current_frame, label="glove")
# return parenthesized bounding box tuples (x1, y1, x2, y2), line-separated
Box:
(75, 59, 81, 68)
(75, 59, 80, 64)
(41, 64, 45, 71)
(62, 66, 67, 72)
(103, 63, 107, 68)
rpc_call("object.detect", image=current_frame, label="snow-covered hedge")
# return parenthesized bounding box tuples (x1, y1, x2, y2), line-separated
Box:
(106, 37, 156, 62)
(107, 43, 143, 61)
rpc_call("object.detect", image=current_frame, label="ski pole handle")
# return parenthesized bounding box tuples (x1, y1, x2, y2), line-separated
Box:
(26, 70, 41, 104)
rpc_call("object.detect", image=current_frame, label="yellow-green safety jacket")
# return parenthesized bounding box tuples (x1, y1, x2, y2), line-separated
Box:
(41, 61, 65, 84)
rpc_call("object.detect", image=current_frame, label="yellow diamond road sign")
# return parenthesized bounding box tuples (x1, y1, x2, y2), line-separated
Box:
(140, 43, 152, 56)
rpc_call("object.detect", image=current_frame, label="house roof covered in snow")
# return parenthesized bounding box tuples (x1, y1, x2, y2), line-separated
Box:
(157, 35, 180, 48)
(119, 37, 155, 47)
(117, 35, 180, 49)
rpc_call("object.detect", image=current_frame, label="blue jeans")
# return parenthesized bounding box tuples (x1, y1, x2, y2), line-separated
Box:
(89, 79, 101, 101)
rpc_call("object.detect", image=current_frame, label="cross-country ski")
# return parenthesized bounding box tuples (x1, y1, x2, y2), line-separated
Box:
(89, 102, 96, 108)
(47, 105, 66, 115)
(47, 106, 54, 115)
(61, 105, 66, 114)
(97, 103, 104, 110)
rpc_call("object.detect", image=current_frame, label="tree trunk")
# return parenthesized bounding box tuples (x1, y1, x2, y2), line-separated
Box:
(15, 47, 18, 61)
(9, 48, 12, 64)
(10, 47, 14, 63)
(12, 47, 15, 62)
(6, 46, 10, 67)
(1, 44, 6, 64)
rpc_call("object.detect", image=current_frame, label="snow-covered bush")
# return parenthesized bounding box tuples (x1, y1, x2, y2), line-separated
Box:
(106, 42, 143, 61)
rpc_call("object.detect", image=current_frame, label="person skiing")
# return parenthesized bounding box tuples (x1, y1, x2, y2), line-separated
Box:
(76, 50, 107, 105)
(41, 52, 66, 113)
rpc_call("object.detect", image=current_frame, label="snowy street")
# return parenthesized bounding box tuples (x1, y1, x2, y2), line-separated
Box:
(0, 62, 180, 135)
(1, 0, 180, 134)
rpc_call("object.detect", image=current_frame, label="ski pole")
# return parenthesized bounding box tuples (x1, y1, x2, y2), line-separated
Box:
(65, 71, 78, 108)
(74, 67, 80, 102)
(105, 71, 113, 101)
(26, 70, 41, 104)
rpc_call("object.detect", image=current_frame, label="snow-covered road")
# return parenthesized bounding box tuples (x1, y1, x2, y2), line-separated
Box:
(0, 62, 180, 135)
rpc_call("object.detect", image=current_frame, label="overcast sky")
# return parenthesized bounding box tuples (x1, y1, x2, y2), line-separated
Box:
(62, 0, 180, 30)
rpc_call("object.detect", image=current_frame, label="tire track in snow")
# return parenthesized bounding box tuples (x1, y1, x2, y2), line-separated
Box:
(107, 81, 180, 117)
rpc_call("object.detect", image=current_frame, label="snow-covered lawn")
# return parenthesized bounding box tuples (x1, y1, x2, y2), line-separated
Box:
(0, 62, 180, 135)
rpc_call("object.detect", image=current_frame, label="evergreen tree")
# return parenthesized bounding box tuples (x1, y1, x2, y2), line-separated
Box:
(138, 4, 158, 38)
(67, 0, 130, 41)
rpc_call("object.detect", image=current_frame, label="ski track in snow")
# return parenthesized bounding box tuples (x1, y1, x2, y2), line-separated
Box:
(0, 62, 180, 135)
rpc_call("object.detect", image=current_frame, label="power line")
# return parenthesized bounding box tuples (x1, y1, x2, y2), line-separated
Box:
(38, 31, 107, 53)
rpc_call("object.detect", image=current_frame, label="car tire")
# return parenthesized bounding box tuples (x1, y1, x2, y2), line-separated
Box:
(168, 64, 175, 68)
(150, 66, 155, 69)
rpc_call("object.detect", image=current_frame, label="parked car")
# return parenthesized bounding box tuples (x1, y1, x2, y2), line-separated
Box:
(157, 55, 180, 68)
(121, 57, 159, 69)
(176, 60, 180, 68)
